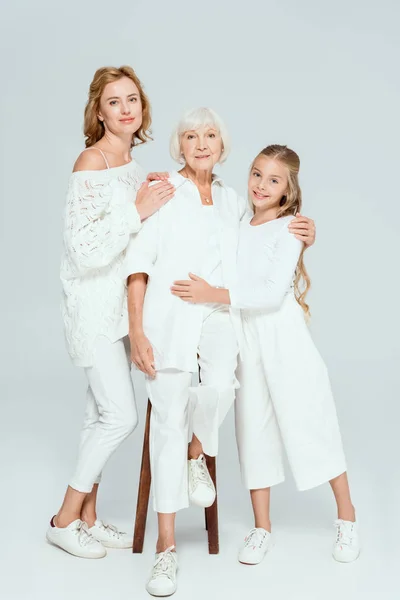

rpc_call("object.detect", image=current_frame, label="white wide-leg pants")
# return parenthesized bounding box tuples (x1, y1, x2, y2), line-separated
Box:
(146, 306, 239, 513)
(69, 336, 138, 493)
(235, 295, 347, 492)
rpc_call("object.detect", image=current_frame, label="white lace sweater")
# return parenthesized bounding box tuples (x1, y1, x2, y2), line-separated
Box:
(60, 159, 145, 367)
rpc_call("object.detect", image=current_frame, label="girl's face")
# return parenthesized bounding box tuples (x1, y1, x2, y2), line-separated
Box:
(180, 125, 222, 173)
(98, 76, 143, 138)
(248, 155, 288, 212)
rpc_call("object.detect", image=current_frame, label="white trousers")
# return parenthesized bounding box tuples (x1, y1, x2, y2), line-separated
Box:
(70, 336, 138, 493)
(235, 295, 347, 492)
(146, 306, 239, 513)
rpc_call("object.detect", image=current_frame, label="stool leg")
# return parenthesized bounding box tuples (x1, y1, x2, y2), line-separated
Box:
(133, 400, 152, 553)
(204, 454, 219, 554)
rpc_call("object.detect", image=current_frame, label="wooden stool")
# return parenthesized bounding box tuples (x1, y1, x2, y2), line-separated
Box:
(133, 399, 219, 554)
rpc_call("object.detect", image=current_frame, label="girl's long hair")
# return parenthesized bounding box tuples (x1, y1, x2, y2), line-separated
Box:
(84, 65, 152, 148)
(251, 144, 311, 317)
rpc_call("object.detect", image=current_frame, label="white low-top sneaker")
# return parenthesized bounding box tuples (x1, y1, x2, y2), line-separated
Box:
(88, 520, 132, 549)
(238, 527, 272, 565)
(146, 546, 178, 597)
(332, 519, 360, 563)
(188, 454, 216, 508)
(46, 517, 106, 559)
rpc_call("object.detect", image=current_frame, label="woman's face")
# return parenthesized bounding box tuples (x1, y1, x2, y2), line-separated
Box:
(248, 156, 288, 211)
(180, 125, 222, 172)
(98, 76, 143, 138)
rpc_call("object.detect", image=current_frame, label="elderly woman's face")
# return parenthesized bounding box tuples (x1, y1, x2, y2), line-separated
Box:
(180, 125, 222, 172)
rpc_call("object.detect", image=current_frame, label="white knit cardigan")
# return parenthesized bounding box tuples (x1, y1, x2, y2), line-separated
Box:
(60, 159, 145, 367)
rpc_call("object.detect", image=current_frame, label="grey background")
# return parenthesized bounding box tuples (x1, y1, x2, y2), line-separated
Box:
(0, 0, 398, 598)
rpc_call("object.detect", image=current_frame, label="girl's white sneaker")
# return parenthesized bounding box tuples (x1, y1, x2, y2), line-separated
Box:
(88, 520, 132, 549)
(46, 517, 106, 558)
(238, 527, 272, 565)
(332, 519, 361, 563)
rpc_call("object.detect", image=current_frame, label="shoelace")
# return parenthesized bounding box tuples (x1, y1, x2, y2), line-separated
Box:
(152, 546, 177, 580)
(72, 521, 96, 547)
(191, 457, 213, 489)
(244, 528, 268, 549)
(334, 520, 354, 547)
(98, 521, 126, 539)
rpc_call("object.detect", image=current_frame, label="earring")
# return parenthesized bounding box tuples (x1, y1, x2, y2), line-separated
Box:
(279, 195, 287, 206)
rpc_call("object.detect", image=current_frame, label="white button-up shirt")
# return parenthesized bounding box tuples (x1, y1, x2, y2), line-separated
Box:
(201, 205, 224, 287)
(123, 171, 248, 372)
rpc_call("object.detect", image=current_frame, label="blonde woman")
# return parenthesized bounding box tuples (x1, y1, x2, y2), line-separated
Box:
(172, 145, 360, 566)
(47, 66, 174, 559)
(126, 115, 316, 596)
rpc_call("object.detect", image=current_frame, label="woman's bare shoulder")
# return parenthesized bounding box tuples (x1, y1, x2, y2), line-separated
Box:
(73, 149, 107, 173)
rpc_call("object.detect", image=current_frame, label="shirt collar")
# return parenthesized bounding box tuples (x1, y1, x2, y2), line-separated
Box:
(169, 170, 224, 189)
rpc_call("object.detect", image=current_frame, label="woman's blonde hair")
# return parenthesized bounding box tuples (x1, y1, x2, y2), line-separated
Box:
(84, 66, 152, 148)
(251, 144, 311, 317)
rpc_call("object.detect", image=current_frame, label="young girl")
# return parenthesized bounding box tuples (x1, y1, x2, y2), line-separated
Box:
(171, 144, 360, 565)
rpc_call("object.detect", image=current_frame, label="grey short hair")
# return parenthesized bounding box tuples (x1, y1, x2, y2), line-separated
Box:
(169, 107, 231, 164)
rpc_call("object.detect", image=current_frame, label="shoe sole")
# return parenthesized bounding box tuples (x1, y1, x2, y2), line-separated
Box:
(189, 491, 216, 508)
(238, 554, 268, 566)
(238, 541, 273, 565)
(98, 539, 133, 549)
(146, 567, 178, 597)
(146, 589, 177, 598)
(332, 549, 361, 563)
(146, 585, 177, 597)
(46, 534, 107, 559)
(190, 498, 216, 508)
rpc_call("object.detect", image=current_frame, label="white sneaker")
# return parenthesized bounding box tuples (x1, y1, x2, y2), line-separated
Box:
(146, 546, 178, 597)
(332, 519, 360, 563)
(88, 520, 132, 549)
(238, 527, 272, 565)
(188, 454, 216, 508)
(46, 517, 106, 559)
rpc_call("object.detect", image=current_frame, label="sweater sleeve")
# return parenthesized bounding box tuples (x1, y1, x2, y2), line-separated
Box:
(123, 210, 159, 279)
(230, 220, 304, 311)
(64, 174, 142, 274)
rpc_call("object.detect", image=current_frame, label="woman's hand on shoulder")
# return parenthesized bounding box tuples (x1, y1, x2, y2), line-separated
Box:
(288, 213, 316, 247)
(73, 150, 106, 173)
(135, 180, 175, 221)
(146, 171, 170, 182)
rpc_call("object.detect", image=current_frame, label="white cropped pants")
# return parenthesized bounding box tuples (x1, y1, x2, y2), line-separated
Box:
(69, 336, 138, 493)
(235, 295, 347, 492)
(146, 306, 239, 513)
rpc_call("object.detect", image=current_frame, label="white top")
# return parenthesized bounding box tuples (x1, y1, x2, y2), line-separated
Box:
(201, 205, 223, 288)
(230, 214, 303, 311)
(123, 171, 248, 372)
(60, 158, 145, 367)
